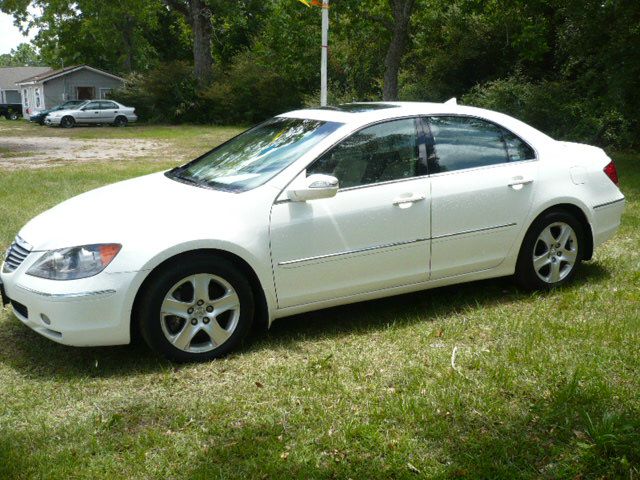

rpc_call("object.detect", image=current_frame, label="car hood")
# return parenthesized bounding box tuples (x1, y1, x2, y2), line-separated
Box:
(19, 172, 249, 251)
(47, 108, 80, 116)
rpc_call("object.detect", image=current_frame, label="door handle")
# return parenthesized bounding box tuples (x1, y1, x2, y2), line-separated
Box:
(393, 194, 426, 206)
(508, 177, 534, 189)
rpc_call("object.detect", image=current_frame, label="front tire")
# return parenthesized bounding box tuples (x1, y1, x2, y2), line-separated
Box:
(138, 254, 255, 362)
(515, 210, 585, 290)
(60, 116, 75, 128)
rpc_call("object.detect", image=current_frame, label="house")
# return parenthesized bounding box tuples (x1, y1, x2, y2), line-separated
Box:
(16, 65, 125, 115)
(0, 66, 51, 106)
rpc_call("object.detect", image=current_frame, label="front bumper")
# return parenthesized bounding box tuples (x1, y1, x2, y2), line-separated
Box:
(1, 254, 137, 347)
(44, 116, 61, 126)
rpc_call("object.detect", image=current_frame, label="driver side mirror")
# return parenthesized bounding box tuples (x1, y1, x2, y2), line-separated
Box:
(287, 174, 339, 202)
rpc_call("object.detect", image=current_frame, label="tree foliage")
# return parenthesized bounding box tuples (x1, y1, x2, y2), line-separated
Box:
(1, 0, 639, 146)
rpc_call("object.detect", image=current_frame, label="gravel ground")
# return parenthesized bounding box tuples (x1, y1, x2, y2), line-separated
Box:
(0, 136, 170, 170)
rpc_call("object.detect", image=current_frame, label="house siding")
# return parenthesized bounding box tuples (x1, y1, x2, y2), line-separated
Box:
(43, 70, 122, 109)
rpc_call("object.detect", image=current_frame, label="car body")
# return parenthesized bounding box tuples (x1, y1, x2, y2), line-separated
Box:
(1, 102, 625, 361)
(0, 103, 23, 120)
(29, 100, 86, 125)
(44, 99, 137, 127)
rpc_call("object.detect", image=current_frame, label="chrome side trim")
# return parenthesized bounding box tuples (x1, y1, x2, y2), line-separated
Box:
(432, 222, 517, 240)
(278, 238, 429, 266)
(593, 198, 625, 210)
(16, 285, 116, 300)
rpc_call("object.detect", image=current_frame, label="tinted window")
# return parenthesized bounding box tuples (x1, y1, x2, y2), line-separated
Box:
(307, 118, 422, 189)
(99, 101, 118, 109)
(84, 102, 100, 110)
(427, 116, 508, 173)
(503, 130, 535, 162)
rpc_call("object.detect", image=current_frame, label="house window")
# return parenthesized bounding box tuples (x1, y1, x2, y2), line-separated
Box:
(35, 88, 41, 108)
(99, 88, 112, 99)
(23, 89, 29, 107)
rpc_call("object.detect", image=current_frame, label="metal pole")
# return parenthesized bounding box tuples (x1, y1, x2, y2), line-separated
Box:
(320, 0, 329, 106)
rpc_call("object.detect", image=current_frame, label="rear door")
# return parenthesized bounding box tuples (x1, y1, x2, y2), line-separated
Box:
(424, 115, 538, 279)
(99, 101, 119, 123)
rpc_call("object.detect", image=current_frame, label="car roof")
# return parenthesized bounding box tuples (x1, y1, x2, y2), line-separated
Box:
(280, 101, 553, 143)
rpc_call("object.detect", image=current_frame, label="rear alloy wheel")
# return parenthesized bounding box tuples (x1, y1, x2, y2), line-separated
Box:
(8, 112, 19, 121)
(60, 116, 75, 128)
(515, 210, 584, 290)
(114, 116, 128, 127)
(138, 254, 254, 362)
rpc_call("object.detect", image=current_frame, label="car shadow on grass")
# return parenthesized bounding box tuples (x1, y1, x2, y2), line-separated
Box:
(0, 261, 610, 379)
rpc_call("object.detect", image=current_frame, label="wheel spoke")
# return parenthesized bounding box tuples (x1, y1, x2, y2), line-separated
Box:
(171, 322, 200, 350)
(192, 274, 211, 303)
(202, 319, 232, 346)
(549, 260, 561, 283)
(213, 290, 240, 317)
(538, 227, 556, 249)
(557, 224, 572, 249)
(562, 248, 577, 264)
(161, 297, 191, 318)
(533, 254, 551, 272)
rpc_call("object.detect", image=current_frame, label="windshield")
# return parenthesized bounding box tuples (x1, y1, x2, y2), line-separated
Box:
(167, 117, 342, 192)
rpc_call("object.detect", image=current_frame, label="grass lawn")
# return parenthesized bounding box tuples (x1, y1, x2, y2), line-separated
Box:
(0, 119, 638, 479)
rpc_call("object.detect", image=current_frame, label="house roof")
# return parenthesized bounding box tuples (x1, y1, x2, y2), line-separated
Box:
(0, 66, 52, 91)
(16, 64, 124, 85)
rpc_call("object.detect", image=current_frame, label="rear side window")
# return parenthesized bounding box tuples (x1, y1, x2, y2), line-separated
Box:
(99, 101, 118, 109)
(426, 116, 535, 174)
(307, 118, 423, 189)
(503, 130, 536, 162)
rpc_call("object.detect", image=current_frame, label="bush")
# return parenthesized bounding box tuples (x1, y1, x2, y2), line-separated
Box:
(462, 76, 635, 148)
(110, 61, 199, 123)
(199, 51, 303, 124)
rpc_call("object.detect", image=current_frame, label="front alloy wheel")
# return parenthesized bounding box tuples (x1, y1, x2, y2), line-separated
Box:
(138, 254, 254, 362)
(160, 274, 240, 354)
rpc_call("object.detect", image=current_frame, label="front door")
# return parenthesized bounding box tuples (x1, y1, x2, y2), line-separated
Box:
(76, 101, 102, 123)
(270, 118, 431, 309)
(425, 116, 538, 279)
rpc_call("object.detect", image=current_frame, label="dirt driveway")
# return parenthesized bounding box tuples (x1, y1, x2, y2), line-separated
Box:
(0, 136, 170, 170)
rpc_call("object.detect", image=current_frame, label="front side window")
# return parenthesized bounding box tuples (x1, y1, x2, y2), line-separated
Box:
(307, 118, 423, 189)
(426, 116, 536, 174)
(169, 117, 342, 192)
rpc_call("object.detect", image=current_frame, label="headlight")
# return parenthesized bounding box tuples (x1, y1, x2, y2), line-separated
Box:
(26, 244, 121, 280)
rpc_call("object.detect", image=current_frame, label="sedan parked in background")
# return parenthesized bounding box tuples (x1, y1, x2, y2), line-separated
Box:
(29, 100, 86, 125)
(45, 100, 137, 127)
(1, 102, 624, 362)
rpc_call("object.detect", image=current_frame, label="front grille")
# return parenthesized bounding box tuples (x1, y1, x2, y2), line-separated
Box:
(11, 300, 28, 319)
(2, 236, 33, 273)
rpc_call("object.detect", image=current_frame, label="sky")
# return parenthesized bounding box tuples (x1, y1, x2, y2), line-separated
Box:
(0, 11, 38, 55)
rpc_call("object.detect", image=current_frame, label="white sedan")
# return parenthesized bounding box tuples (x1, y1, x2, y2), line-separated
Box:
(1, 102, 625, 361)
(44, 100, 137, 127)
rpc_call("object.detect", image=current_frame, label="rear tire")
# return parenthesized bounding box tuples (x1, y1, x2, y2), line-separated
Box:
(515, 210, 585, 290)
(114, 116, 128, 127)
(8, 112, 19, 121)
(60, 116, 75, 128)
(138, 254, 255, 362)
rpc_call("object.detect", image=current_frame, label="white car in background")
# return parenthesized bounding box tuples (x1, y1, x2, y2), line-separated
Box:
(44, 99, 137, 128)
(1, 102, 625, 362)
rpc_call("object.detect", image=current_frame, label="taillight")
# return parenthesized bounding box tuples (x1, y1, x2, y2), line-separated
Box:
(603, 161, 619, 186)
